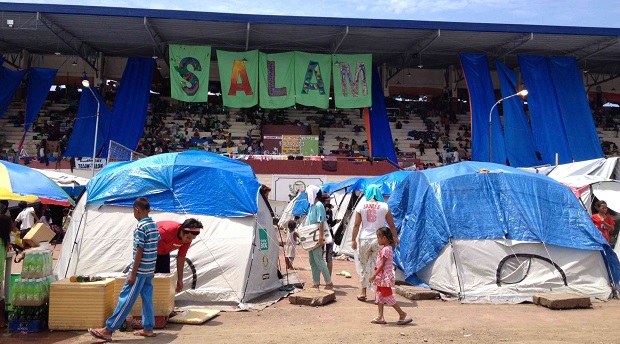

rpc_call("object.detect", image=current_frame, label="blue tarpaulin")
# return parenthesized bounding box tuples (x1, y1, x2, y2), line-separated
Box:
(63, 79, 113, 158)
(460, 54, 507, 163)
(389, 161, 620, 287)
(292, 171, 410, 216)
(86, 150, 261, 217)
(519, 55, 573, 164)
(0, 62, 27, 118)
(101, 58, 155, 156)
(495, 59, 539, 167)
(549, 56, 603, 162)
(367, 65, 397, 164)
(25, 68, 57, 132)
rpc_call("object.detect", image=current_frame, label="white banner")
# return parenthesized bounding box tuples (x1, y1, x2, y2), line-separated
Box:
(75, 157, 107, 170)
(272, 174, 327, 202)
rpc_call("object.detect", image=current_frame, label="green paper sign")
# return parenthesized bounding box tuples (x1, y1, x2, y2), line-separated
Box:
(300, 135, 319, 156)
(169, 45, 211, 102)
(217, 50, 259, 108)
(259, 52, 296, 109)
(294, 52, 332, 109)
(333, 54, 372, 108)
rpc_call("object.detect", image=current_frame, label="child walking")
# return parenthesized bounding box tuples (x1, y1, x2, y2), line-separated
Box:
(370, 227, 412, 325)
(284, 220, 300, 270)
(89, 197, 161, 341)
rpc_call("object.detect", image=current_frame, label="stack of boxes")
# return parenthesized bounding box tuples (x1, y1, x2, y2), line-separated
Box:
(48, 278, 116, 330)
(47, 273, 175, 330)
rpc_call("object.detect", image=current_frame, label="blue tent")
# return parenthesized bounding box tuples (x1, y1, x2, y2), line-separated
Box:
(389, 161, 620, 299)
(87, 151, 262, 217)
(291, 172, 411, 217)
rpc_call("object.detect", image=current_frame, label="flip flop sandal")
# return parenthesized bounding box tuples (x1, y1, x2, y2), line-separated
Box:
(88, 328, 113, 342)
(133, 330, 157, 337)
(397, 317, 413, 325)
(356, 295, 367, 301)
(371, 318, 387, 324)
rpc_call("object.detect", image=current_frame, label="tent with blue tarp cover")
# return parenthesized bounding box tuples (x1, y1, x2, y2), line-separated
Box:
(278, 176, 362, 230)
(55, 151, 282, 308)
(389, 161, 620, 302)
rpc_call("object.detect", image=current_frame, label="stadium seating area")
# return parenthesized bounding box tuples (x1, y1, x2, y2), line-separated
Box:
(1, 97, 619, 170)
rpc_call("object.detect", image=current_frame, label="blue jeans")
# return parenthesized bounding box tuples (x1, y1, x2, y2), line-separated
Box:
(106, 275, 155, 332)
(309, 247, 331, 285)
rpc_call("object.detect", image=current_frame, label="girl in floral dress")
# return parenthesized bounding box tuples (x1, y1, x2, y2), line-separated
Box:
(370, 227, 412, 325)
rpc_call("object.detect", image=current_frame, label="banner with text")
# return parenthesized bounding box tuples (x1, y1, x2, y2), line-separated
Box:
(272, 174, 327, 202)
(294, 52, 332, 109)
(333, 54, 372, 108)
(217, 49, 259, 108)
(263, 135, 319, 156)
(259, 52, 296, 109)
(75, 157, 107, 170)
(169, 45, 212, 102)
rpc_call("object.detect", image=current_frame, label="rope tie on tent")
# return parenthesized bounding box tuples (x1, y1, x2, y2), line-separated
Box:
(170, 189, 243, 303)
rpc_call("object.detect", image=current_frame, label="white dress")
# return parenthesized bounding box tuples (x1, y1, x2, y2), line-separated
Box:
(285, 231, 297, 258)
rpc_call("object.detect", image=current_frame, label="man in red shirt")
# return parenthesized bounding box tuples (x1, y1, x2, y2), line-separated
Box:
(155, 218, 203, 292)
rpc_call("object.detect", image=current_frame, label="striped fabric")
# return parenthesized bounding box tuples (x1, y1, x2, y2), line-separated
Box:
(132, 217, 160, 277)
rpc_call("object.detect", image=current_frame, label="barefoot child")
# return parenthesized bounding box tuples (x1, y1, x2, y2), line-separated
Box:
(370, 227, 412, 325)
(89, 197, 161, 341)
(284, 220, 300, 269)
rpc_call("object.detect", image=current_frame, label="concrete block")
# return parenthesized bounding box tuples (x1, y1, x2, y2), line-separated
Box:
(395, 285, 440, 300)
(533, 293, 591, 310)
(289, 289, 336, 306)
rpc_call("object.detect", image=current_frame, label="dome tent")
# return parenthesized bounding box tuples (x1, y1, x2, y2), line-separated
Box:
(390, 161, 620, 303)
(55, 151, 281, 308)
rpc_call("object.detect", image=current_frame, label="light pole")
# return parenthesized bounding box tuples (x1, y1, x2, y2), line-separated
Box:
(489, 89, 528, 163)
(82, 76, 100, 177)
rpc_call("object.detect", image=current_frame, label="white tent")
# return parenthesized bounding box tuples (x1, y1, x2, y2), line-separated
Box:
(392, 162, 620, 303)
(54, 151, 283, 308)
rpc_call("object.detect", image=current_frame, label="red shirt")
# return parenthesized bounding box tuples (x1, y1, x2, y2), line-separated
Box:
(157, 221, 191, 257)
(591, 214, 615, 243)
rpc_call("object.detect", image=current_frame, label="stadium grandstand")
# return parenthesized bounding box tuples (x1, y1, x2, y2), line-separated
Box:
(1, 2, 619, 187)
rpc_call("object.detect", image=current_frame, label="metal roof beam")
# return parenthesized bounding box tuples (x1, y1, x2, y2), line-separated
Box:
(331, 26, 349, 54)
(144, 17, 168, 66)
(36, 12, 98, 71)
(394, 29, 440, 70)
(495, 33, 533, 58)
(571, 37, 620, 61)
(245, 22, 251, 51)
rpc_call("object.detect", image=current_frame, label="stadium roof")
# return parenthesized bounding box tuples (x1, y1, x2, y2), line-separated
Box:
(2, 3, 620, 76)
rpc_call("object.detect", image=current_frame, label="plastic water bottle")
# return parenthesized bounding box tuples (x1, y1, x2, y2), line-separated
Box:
(12, 279, 21, 303)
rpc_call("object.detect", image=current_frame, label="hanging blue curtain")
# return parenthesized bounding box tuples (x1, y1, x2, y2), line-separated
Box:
(494, 60, 539, 167)
(460, 54, 506, 163)
(63, 79, 113, 158)
(101, 58, 155, 156)
(24, 68, 57, 131)
(549, 56, 603, 161)
(367, 65, 398, 165)
(0, 64, 27, 118)
(518, 55, 573, 165)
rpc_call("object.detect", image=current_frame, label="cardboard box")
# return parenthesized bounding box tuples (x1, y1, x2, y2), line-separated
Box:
(48, 278, 115, 330)
(113, 274, 175, 317)
(23, 223, 55, 247)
